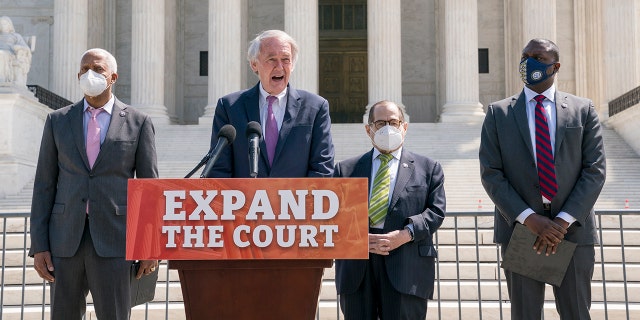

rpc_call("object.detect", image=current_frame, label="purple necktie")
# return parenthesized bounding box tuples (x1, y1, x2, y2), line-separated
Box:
(265, 96, 278, 166)
(534, 95, 557, 201)
(87, 107, 103, 169)
(86, 107, 103, 214)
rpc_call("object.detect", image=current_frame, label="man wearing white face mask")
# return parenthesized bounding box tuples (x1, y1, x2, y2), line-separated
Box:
(29, 48, 159, 320)
(334, 100, 446, 319)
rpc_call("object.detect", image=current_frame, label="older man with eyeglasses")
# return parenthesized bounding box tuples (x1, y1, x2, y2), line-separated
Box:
(333, 100, 447, 320)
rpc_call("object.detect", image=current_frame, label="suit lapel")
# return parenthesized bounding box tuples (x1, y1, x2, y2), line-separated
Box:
(389, 150, 414, 210)
(69, 101, 90, 170)
(92, 99, 127, 169)
(274, 85, 300, 164)
(513, 92, 535, 160)
(244, 84, 261, 124)
(355, 150, 374, 186)
(554, 91, 569, 155)
(243, 84, 269, 170)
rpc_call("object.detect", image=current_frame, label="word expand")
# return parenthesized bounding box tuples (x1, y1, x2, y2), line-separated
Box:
(161, 189, 341, 249)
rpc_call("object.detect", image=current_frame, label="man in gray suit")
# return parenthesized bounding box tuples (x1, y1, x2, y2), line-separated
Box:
(334, 100, 446, 319)
(29, 48, 159, 320)
(480, 38, 606, 319)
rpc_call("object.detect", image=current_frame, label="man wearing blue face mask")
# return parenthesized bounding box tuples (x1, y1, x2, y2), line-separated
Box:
(480, 38, 606, 319)
(334, 100, 446, 319)
(30, 48, 159, 320)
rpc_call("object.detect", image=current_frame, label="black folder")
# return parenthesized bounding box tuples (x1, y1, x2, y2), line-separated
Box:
(130, 261, 158, 306)
(501, 223, 577, 286)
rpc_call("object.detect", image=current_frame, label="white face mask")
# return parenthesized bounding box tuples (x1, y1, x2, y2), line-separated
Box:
(371, 125, 404, 152)
(79, 70, 109, 97)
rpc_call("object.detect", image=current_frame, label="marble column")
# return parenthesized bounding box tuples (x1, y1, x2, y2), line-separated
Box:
(603, 1, 639, 102)
(104, 0, 117, 54)
(131, 0, 170, 124)
(87, 1, 104, 49)
(367, 0, 403, 108)
(84, 0, 117, 94)
(52, 0, 87, 102)
(285, 0, 319, 93)
(199, 0, 242, 124)
(439, 0, 484, 123)
(574, 0, 604, 115)
(504, 0, 556, 95)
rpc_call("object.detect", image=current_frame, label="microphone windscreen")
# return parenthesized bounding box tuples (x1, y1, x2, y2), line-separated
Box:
(218, 124, 237, 143)
(246, 121, 262, 138)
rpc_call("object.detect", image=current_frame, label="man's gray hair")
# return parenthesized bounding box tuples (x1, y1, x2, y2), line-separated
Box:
(247, 30, 299, 66)
(81, 48, 118, 73)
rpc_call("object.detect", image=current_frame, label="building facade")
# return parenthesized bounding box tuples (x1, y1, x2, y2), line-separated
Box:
(1, 0, 639, 124)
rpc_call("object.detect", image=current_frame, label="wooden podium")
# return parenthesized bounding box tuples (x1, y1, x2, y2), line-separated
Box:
(169, 259, 332, 319)
(126, 178, 368, 320)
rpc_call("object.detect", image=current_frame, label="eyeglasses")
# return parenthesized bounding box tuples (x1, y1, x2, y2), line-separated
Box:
(369, 119, 403, 130)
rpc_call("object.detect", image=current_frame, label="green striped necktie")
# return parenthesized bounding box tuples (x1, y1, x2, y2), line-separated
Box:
(369, 153, 393, 226)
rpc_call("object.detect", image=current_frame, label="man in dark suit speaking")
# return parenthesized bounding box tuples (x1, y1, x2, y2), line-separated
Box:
(29, 48, 159, 320)
(205, 29, 334, 178)
(334, 100, 446, 319)
(479, 38, 606, 319)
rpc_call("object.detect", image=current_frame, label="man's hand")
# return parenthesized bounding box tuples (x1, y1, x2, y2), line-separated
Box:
(135, 260, 159, 279)
(369, 229, 412, 256)
(524, 214, 567, 255)
(33, 251, 55, 282)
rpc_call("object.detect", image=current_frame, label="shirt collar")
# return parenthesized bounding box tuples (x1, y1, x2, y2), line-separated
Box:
(83, 94, 115, 114)
(372, 147, 402, 162)
(259, 84, 288, 105)
(524, 85, 556, 104)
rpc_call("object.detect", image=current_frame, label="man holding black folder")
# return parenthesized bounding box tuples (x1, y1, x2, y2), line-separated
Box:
(479, 38, 606, 319)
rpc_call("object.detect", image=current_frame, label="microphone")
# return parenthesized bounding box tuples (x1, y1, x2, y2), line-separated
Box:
(246, 121, 262, 178)
(200, 124, 236, 178)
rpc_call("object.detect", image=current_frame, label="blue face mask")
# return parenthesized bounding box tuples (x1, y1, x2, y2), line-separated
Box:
(519, 57, 556, 85)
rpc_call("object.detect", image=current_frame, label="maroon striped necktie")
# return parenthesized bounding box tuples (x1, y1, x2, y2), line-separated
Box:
(534, 95, 557, 201)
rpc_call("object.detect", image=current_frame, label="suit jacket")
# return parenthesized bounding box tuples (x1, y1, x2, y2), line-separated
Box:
(29, 98, 158, 258)
(334, 149, 446, 299)
(479, 90, 606, 245)
(206, 83, 334, 178)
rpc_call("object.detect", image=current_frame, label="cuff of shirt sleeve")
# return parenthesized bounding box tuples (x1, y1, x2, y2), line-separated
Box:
(555, 211, 576, 226)
(404, 223, 415, 242)
(516, 208, 536, 225)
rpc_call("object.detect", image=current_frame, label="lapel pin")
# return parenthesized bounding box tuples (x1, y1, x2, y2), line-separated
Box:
(120, 111, 126, 117)
(402, 163, 408, 168)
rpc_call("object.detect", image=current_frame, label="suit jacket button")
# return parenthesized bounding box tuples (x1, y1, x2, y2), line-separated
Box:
(82, 198, 87, 202)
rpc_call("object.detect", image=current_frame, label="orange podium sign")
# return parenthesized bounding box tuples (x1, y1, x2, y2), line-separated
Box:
(126, 178, 369, 260)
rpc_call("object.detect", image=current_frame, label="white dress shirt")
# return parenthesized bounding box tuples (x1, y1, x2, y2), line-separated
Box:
(258, 85, 287, 136)
(516, 86, 576, 225)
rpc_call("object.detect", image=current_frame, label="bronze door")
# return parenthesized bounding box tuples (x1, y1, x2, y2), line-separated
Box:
(319, 39, 368, 123)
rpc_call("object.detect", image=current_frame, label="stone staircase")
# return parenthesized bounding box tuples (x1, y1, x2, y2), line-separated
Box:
(1, 122, 639, 319)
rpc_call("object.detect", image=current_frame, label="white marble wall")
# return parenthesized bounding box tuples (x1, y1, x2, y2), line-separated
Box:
(1, 0, 639, 124)
(0, 92, 50, 197)
(401, 0, 437, 121)
(607, 105, 640, 156)
(477, 0, 506, 109)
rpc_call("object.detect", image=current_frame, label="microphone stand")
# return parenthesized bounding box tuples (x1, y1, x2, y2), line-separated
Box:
(184, 152, 211, 178)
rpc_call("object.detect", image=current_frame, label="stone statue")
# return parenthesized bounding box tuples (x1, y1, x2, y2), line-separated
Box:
(0, 16, 34, 86)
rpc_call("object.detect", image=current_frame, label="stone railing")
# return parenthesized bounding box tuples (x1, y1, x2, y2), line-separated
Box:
(609, 86, 640, 117)
(27, 85, 73, 110)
